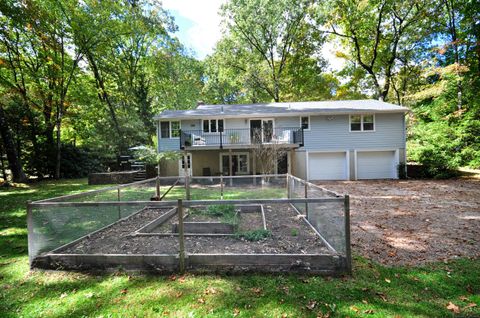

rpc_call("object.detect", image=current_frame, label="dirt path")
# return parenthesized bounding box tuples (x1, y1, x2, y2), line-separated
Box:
(316, 179, 480, 266)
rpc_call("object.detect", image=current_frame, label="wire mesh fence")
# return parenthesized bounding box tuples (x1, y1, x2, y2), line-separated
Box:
(27, 174, 351, 274)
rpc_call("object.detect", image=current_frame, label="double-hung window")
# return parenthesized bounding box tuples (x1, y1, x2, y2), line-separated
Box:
(203, 119, 224, 133)
(160, 121, 180, 138)
(350, 114, 375, 132)
(300, 116, 310, 130)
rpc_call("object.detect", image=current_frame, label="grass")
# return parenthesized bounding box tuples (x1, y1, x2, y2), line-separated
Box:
(0, 179, 479, 317)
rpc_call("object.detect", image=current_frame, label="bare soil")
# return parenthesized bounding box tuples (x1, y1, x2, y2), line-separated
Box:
(316, 178, 480, 266)
(60, 204, 329, 255)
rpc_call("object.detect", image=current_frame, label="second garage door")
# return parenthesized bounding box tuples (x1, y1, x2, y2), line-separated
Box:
(357, 151, 396, 179)
(308, 152, 347, 180)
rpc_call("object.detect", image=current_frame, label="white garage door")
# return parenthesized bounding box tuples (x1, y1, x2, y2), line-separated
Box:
(308, 152, 347, 180)
(357, 151, 396, 179)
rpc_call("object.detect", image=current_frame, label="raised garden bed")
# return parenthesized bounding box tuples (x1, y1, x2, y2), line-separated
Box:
(32, 203, 346, 274)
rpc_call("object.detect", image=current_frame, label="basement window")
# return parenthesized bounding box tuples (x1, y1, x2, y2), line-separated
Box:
(350, 114, 375, 132)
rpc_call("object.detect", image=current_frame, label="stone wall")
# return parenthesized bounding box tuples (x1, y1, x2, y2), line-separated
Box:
(88, 171, 139, 185)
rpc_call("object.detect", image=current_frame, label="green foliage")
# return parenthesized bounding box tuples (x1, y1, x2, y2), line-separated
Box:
(60, 144, 107, 178)
(191, 204, 239, 227)
(290, 228, 299, 236)
(235, 229, 272, 241)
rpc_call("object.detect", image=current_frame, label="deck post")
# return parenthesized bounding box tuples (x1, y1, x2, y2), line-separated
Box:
(344, 194, 352, 274)
(177, 199, 186, 273)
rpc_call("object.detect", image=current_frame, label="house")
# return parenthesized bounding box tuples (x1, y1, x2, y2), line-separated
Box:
(154, 100, 408, 180)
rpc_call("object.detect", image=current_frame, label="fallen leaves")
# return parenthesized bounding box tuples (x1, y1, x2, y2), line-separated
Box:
(446, 301, 460, 314)
(306, 300, 317, 310)
(384, 278, 391, 284)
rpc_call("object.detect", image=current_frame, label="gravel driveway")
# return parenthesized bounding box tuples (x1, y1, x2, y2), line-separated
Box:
(315, 178, 480, 266)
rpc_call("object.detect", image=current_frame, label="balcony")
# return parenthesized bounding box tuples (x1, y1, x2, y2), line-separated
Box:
(180, 127, 304, 149)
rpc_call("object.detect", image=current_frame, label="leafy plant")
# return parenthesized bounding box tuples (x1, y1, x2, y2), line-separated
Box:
(290, 228, 299, 236)
(235, 229, 272, 241)
(191, 204, 239, 228)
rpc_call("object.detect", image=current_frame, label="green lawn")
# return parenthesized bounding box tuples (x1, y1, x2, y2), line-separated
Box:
(0, 179, 479, 317)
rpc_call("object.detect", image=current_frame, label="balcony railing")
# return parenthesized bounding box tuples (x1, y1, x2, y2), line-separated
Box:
(180, 127, 304, 149)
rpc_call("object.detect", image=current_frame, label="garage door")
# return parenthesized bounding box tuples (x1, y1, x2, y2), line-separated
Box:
(357, 151, 396, 179)
(308, 152, 347, 180)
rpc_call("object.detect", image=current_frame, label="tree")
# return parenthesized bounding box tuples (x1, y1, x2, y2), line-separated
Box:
(0, 103, 27, 182)
(319, 0, 433, 101)
(220, 0, 319, 102)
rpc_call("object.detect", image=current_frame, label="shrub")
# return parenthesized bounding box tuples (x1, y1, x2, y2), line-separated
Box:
(60, 144, 107, 178)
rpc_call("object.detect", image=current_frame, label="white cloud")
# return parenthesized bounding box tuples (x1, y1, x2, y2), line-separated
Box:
(162, 0, 226, 59)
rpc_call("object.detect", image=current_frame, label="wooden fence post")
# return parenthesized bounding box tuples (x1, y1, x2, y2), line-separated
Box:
(220, 174, 224, 200)
(344, 194, 352, 274)
(286, 174, 291, 199)
(156, 175, 160, 199)
(177, 199, 185, 273)
(117, 187, 121, 219)
(304, 182, 308, 219)
(26, 200, 33, 266)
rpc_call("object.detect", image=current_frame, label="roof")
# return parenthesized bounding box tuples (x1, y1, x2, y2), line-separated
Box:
(154, 99, 409, 120)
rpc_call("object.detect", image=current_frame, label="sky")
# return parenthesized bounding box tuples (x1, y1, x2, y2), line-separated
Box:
(161, 0, 345, 71)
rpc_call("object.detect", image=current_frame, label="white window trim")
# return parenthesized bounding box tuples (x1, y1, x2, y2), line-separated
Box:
(300, 115, 310, 131)
(349, 114, 375, 132)
(219, 152, 250, 175)
(202, 119, 225, 134)
(160, 121, 179, 139)
(248, 118, 275, 143)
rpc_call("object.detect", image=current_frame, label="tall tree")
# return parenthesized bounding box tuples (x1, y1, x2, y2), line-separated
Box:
(319, 0, 433, 101)
(221, 0, 319, 102)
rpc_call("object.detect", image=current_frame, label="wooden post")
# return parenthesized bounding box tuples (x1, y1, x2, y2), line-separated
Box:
(304, 182, 308, 219)
(156, 161, 161, 199)
(26, 200, 33, 266)
(220, 174, 224, 200)
(344, 194, 352, 274)
(177, 199, 185, 273)
(252, 152, 256, 186)
(183, 151, 190, 200)
(287, 174, 291, 199)
(228, 149, 233, 186)
(117, 187, 121, 219)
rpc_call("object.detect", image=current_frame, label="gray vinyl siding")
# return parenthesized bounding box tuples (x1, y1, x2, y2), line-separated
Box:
(157, 113, 405, 152)
(275, 116, 300, 128)
(303, 113, 405, 151)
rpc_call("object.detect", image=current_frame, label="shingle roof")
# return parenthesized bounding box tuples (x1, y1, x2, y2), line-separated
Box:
(154, 99, 408, 120)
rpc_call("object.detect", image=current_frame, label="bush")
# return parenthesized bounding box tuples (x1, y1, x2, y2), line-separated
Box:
(60, 144, 107, 178)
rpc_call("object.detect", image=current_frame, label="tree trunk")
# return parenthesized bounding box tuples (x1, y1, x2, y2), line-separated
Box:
(0, 105, 27, 183)
(55, 118, 61, 179)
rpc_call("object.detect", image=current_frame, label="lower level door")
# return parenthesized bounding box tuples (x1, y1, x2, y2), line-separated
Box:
(220, 153, 249, 175)
(178, 154, 192, 176)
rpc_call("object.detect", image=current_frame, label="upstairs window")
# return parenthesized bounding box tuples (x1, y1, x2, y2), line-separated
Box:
(300, 116, 310, 130)
(203, 119, 224, 133)
(170, 121, 180, 138)
(350, 114, 375, 132)
(160, 121, 170, 138)
(160, 121, 180, 138)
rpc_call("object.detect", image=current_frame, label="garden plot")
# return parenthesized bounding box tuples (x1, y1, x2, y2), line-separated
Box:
(32, 203, 343, 273)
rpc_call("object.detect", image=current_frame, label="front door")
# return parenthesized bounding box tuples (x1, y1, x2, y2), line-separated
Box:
(178, 154, 192, 176)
